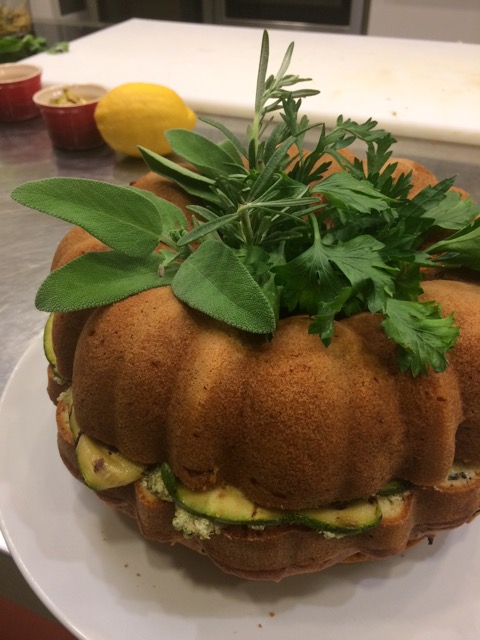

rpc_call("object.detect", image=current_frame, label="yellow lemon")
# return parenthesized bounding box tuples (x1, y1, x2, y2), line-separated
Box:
(94, 82, 196, 158)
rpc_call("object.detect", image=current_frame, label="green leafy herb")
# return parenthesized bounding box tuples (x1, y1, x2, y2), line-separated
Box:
(171, 240, 276, 333)
(0, 34, 68, 62)
(0, 34, 46, 60)
(12, 178, 171, 258)
(47, 41, 69, 54)
(428, 218, 480, 269)
(36, 251, 172, 312)
(12, 30, 480, 375)
(381, 299, 459, 376)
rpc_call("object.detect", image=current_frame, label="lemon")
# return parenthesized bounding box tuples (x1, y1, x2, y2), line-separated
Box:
(94, 83, 196, 158)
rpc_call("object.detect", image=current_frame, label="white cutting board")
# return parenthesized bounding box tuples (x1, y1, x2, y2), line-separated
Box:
(26, 18, 480, 146)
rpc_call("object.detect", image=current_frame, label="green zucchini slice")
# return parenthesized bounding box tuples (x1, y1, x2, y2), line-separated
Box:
(377, 478, 412, 496)
(43, 313, 57, 368)
(160, 463, 382, 534)
(298, 500, 381, 534)
(76, 434, 146, 491)
(160, 463, 284, 525)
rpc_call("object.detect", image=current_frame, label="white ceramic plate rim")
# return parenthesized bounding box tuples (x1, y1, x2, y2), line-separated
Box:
(0, 334, 479, 640)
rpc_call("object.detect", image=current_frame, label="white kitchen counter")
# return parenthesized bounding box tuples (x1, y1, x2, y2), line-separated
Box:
(25, 18, 480, 146)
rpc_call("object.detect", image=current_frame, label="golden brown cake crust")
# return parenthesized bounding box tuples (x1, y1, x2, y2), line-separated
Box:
(64, 277, 480, 511)
(45, 155, 480, 579)
(55, 393, 480, 581)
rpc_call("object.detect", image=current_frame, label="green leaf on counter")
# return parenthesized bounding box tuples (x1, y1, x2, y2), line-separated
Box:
(12, 178, 164, 257)
(36, 250, 172, 312)
(47, 41, 69, 54)
(0, 34, 47, 59)
(172, 240, 276, 333)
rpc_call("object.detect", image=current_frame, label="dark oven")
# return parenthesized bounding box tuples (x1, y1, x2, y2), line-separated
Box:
(201, 0, 370, 34)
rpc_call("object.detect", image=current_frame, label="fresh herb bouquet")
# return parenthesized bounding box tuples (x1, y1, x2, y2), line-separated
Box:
(12, 31, 480, 376)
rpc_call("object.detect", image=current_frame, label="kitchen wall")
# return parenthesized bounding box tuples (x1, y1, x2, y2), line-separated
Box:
(29, 0, 92, 21)
(368, 0, 480, 44)
(28, 0, 480, 44)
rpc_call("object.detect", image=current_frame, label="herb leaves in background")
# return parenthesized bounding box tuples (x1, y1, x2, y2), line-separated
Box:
(0, 34, 68, 62)
(12, 30, 480, 373)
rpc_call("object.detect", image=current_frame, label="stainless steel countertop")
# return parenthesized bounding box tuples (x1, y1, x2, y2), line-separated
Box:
(0, 113, 479, 617)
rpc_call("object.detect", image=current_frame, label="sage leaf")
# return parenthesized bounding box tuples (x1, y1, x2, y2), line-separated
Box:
(218, 139, 245, 165)
(128, 188, 187, 246)
(36, 250, 172, 312)
(172, 240, 276, 333)
(12, 178, 162, 258)
(165, 129, 246, 178)
(139, 147, 220, 205)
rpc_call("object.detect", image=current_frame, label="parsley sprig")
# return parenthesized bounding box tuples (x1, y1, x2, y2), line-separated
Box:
(12, 31, 480, 375)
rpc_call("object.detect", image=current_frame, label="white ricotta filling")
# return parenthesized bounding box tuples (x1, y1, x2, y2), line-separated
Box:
(144, 467, 173, 502)
(172, 507, 224, 540)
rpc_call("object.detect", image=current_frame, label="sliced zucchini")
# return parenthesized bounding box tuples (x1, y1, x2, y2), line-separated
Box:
(377, 478, 412, 496)
(43, 313, 67, 384)
(298, 500, 381, 534)
(160, 463, 382, 535)
(161, 463, 284, 525)
(43, 313, 56, 368)
(76, 434, 146, 491)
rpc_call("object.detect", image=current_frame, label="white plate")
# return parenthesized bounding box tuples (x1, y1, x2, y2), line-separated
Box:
(1, 335, 480, 640)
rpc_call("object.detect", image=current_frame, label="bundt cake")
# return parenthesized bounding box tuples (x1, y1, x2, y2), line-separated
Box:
(12, 31, 480, 581)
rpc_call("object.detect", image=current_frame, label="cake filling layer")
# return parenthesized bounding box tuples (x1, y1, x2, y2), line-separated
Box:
(58, 388, 480, 542)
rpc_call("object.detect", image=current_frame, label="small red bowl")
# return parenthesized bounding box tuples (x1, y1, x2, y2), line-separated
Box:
(33, 84, 107, 151)
(0, 63, 42, 122)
